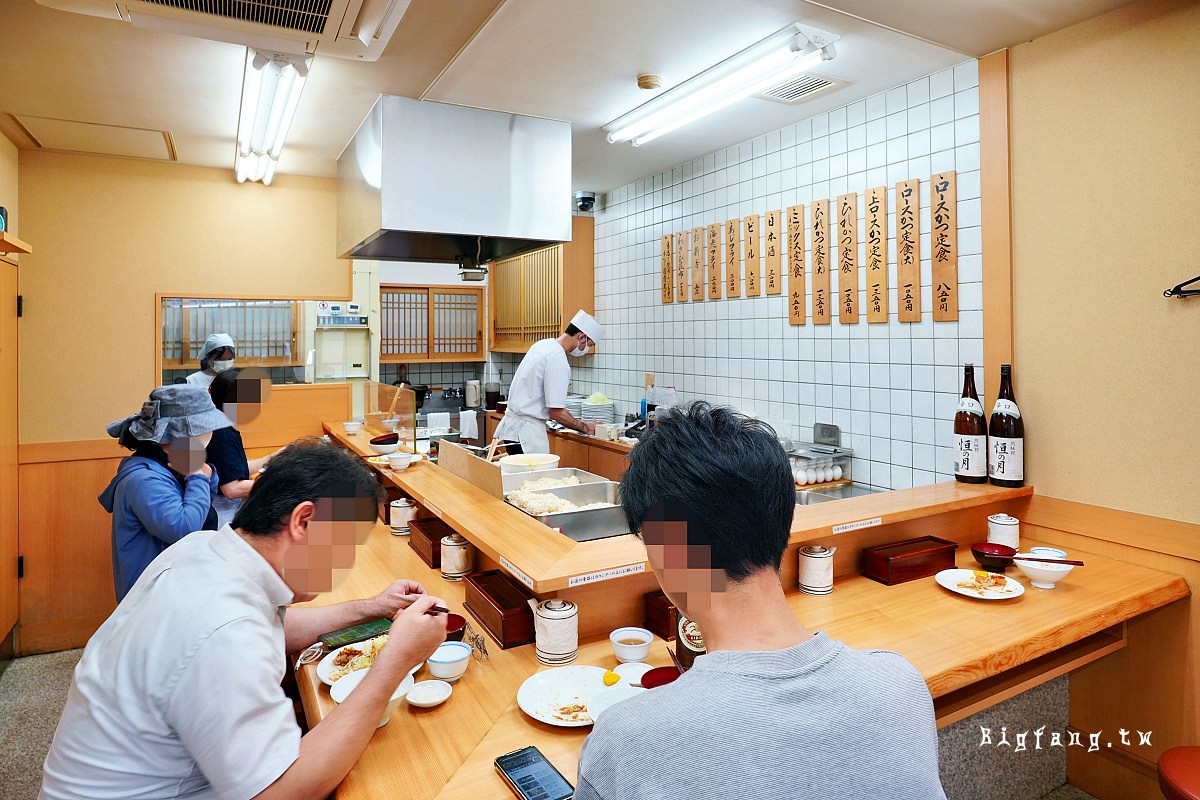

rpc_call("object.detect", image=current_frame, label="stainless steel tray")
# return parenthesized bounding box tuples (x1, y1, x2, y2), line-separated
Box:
(501, 467, 609, 495)
(507, 481, 629, 542)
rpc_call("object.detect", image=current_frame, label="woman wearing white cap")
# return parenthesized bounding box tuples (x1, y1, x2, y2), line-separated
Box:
(185, 332, 236, 388)
(495, 310, 603, 455)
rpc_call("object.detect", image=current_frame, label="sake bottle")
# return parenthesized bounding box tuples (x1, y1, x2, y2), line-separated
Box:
(953, 364, 987, 483)
(987, 364, 1024, 487)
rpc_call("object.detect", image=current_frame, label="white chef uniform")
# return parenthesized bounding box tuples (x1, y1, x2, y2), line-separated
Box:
(495, 310, 603, 454)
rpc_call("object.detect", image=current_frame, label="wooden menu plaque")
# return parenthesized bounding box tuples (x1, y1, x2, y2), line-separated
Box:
(661, 234, 673, 303)
(930, 170, 959, 321)
(865, 186, 889, 322)
(725, 218, 741, 298)
(691, 227, 704, 301)
(707, 223, 722, 299)
(895, 179, 922, 322)
(675, 231, 688, 303)
(463, 569, 536, 649)
(764, 209, 782, 295)
(837, 193, 859, 323)
(787, 203, 806, 325)
(811, 199, 831, 324)
(743, 214, 761, 297)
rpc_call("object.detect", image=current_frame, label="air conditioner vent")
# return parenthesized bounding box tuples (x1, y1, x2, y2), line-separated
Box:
(141, 0, 333, 34)
(756, 74, 843, 105)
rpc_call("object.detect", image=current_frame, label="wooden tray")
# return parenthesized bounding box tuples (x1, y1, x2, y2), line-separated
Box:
(408, 517, 455, 569)
(861, 536, 958, 586)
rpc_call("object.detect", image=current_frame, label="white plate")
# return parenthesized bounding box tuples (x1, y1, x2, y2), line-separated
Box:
(588, 684, 644, 721)
(406, 679, 453, 708)
(315, 639, 419, 686)
(518, 666, 632, 727)
(935, 568, 1025, 600)
(366, 453, 423, 466)
(612, 661, 653, 684)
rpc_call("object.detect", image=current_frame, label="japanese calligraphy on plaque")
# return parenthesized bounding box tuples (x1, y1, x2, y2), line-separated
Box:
(787, 204, 806, 325)
(930, 171, 958, 321)
(811, 200, 830, 324)
(725, 219, 741, 298)
(765, 210, 782, 296)
(660, 235, 673, 304)
(691, 227, 704, 301)
(837, 193, 859, 324)
(744, 215, 761, 297)
(707, 223, 721, 299)
(865, 186, 888, 322)
(895, 179, 921, 322)
(675, 230, 688, 303)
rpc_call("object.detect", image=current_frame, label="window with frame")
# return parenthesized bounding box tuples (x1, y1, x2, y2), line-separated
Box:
(160, 297, 302, 370)
(379, 286, 484, 362)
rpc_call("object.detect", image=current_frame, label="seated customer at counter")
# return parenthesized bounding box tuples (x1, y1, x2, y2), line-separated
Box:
(99, 385, 229, 601)
(43, 440, 449, 800)
(575, 403, 946, 800)
(207, 367, 281, 527)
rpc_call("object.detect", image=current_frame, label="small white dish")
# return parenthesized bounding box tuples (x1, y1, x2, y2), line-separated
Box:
(405, 679, 453, 708)
(612, 661, 653, 684)
(342, 421, 364, 435)
(329, 668, 414, 728)
(426, 641, 472, 683)
(387, 452, 414, 471)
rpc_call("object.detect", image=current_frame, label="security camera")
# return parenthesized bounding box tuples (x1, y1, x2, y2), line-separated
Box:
(574, 190, 596, 213)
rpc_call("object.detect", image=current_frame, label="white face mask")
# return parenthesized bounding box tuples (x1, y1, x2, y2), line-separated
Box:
(569, 342, 589, 357)
(210, 359, 234, 374)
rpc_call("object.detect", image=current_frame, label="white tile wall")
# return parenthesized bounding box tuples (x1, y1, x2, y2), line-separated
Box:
(569, 60, 985, 490)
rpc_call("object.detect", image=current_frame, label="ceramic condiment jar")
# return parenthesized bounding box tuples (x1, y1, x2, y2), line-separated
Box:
(530, 598, 579, 665)
(798, 545, 837, 595)
(440, 533, 474, 580)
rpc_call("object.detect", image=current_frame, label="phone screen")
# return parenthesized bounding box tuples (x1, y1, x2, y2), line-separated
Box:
(495, 746, 574, 800)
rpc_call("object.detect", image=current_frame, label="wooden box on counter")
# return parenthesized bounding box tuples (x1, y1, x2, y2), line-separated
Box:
(408, 517, 456, 569)
(643, 590, 677, 641)
(861, 536, 958, 586)
(463, 570, 535, 649)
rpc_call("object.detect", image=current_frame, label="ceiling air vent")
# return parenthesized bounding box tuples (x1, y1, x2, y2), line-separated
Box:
(140, 0, 334, 35)
(756, 74, 842, 105)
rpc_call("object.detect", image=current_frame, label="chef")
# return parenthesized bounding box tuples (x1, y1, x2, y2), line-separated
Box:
(495, 310, 604, 455)
(185, 332, 236, 388)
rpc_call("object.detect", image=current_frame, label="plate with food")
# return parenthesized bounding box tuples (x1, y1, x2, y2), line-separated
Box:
(935, 568, 1025, 600)
(517, 665, 642, 727)
(366, 454, 423, 466)
(315, 635, 419, 685)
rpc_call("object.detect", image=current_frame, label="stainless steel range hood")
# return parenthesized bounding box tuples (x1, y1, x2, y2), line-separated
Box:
(337, 96, 572, 265)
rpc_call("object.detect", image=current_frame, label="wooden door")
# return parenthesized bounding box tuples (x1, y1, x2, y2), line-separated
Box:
(0, 260, 17, 640)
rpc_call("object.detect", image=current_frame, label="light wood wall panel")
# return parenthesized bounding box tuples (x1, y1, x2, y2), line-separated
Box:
(17, 150, 350, 444)
(1008, 0, 1200, 523)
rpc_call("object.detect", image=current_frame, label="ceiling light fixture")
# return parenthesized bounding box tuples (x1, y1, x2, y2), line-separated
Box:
(235, 49, 311, 185)
(604, 22, 839, 147)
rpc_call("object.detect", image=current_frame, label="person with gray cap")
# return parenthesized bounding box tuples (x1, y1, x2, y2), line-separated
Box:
(495, 309, 603, 455)
(185, 332, 236, 388)
(99, 385, 230, 601)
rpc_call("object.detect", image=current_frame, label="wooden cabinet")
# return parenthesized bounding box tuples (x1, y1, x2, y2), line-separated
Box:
(0, 256, 17, 647)
(380, 285, 485, 362)
(549, 436, 589, 471)
(587, 446, 629, 482)
(489, 216, 593, 353)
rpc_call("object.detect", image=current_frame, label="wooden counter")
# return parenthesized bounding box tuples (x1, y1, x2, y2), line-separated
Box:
(296, 518, 1189, 800)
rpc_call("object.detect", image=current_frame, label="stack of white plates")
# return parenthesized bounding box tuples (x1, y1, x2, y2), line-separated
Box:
(565, 396, 585, 419)
(581, 401, 615, 424)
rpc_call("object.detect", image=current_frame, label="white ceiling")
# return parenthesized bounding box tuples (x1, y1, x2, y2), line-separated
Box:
(0, 0, 1136, 196)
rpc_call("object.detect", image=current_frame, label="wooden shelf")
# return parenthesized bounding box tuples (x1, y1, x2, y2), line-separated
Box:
(0, 232, 31, 255)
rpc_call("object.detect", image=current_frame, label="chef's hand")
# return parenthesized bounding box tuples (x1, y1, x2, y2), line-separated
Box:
(381, 594, 449, 669)
(580, 421, 597, 436)
(371, 579, 427, 618)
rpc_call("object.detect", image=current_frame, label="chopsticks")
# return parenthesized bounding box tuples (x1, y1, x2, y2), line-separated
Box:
(665, 645, 685, 672)
(1006, 556, 1086, 566)
(400, 594, 452, 616)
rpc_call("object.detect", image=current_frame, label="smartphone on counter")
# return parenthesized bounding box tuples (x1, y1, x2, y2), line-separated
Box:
(494, 746, 574, 800)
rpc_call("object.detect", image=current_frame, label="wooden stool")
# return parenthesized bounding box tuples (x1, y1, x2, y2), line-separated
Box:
(1160, 746, 1200, 800)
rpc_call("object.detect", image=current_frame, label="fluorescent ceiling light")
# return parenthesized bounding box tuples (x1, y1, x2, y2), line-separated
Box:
(604, 23, 839, 147)
(235, 49, 311, 185)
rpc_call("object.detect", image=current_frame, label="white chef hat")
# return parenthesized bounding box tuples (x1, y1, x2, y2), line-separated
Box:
(569, 310, 604, 344)
(201, 332, 236, 359)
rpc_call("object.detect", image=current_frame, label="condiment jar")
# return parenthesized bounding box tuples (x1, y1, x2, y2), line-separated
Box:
(529, 598, 579, 665)
(440, 533, 474, 581)
(987, 513, 1020, 550)
(798, 545, 836, 595)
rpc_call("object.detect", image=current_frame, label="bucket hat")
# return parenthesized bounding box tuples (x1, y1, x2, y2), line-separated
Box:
(106, 385, 232, 444)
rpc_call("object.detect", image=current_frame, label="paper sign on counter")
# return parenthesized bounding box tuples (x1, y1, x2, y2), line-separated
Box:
(832, 517, 883, 534)
(567, 563, 646, 588)
(499, 556, 535, 589)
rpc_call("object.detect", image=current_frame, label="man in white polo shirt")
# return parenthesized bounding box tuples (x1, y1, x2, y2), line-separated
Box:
(495, 309, 604, 455)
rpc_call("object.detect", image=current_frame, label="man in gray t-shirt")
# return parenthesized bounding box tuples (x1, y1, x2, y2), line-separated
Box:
(575, 403, 946, 800)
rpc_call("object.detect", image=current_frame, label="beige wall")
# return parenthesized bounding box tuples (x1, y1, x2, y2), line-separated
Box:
(1009, 0, 1200, 524)
(18, 151, 350, 443)
(0, 135, 16, 235)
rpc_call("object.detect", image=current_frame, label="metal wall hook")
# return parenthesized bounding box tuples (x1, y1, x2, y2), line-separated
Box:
(1164, 274, 1200, 298)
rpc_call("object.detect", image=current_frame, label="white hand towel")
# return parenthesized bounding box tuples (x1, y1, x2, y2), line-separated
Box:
(427, 412, 451, 430)
(458, 410, 479, 440)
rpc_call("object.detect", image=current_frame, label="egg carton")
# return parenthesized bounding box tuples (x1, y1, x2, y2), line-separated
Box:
(788, 442, 853, 486)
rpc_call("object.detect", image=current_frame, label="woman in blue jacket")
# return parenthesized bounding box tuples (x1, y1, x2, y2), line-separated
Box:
(99, 385, 231, 601)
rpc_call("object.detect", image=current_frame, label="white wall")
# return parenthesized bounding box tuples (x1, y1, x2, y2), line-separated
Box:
(571, 61, 983, 490)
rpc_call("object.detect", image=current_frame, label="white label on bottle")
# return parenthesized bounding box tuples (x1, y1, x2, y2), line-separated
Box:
(955, 435, 987, 477)
(992, 399, 1021, 419)
(989, 437, 1024, 481)
(956, 398, 984, 416)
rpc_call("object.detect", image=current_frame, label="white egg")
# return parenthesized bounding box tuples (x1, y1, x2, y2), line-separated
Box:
(796, 471, 808, 485)
(832, 465, 843, 480)
(805, 468, 817, 483)
(821, 468, 833, 482)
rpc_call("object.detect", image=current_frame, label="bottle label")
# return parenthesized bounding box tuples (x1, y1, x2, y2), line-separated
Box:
(956, 398, 984, 416)
(989, 437, 1024, 481)
(992, 399, 1021, 419)
(678, 618, 705, 653)
(955, 435, 987, 477)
